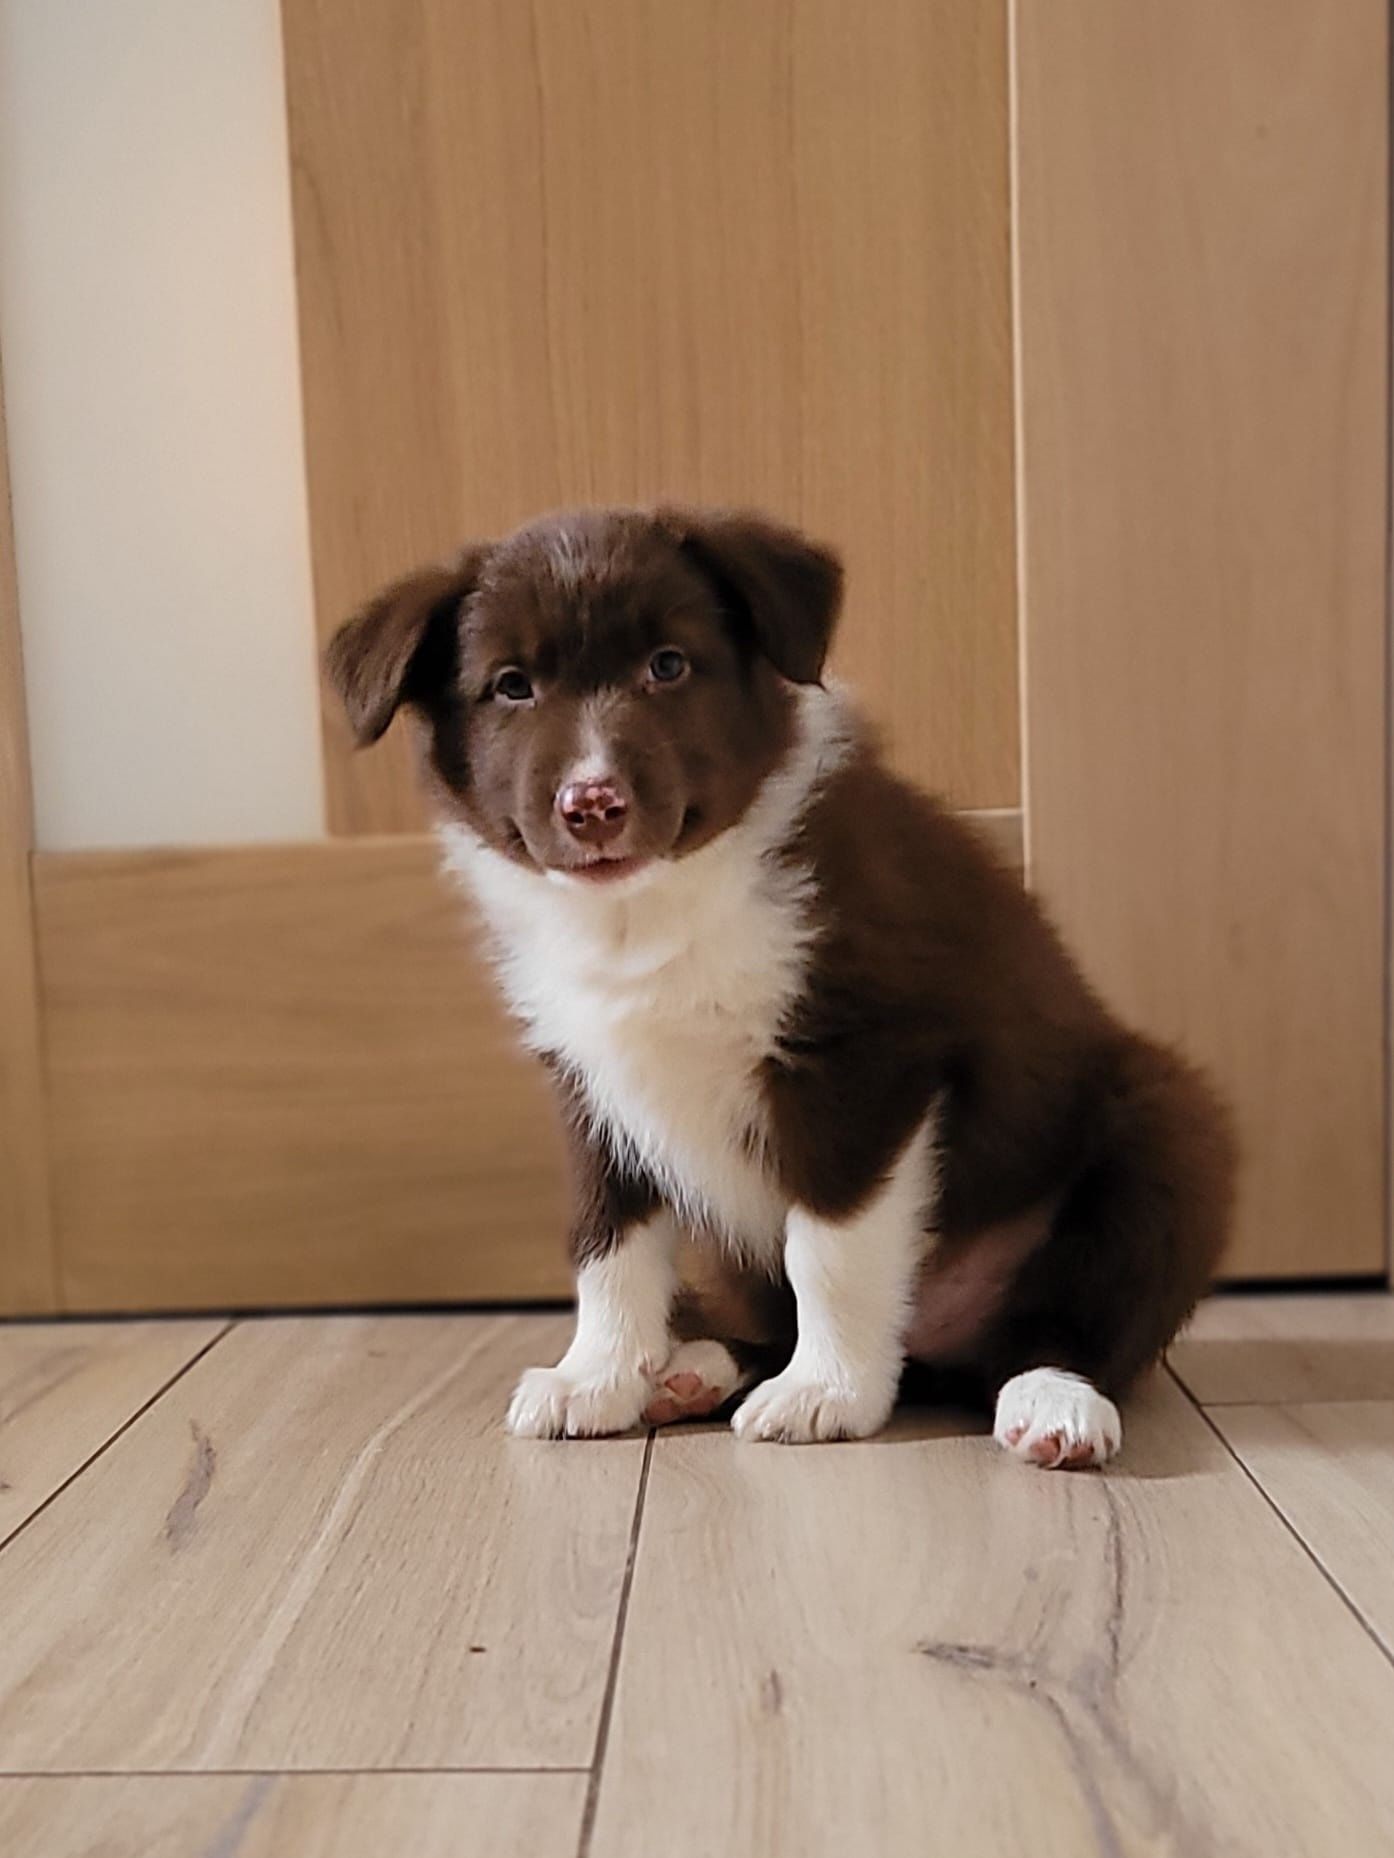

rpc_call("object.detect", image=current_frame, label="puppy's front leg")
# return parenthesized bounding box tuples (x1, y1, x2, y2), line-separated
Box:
(507, 1215, 676, 1437)
(732, 1127, 928, 1444)
(507, 1100, 675, 1437)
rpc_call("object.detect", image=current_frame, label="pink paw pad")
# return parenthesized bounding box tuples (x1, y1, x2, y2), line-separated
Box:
(1028, 1430, 1101, 1469)
(643, 1371, 727, 1426)
(641, 1341, 745, 1427)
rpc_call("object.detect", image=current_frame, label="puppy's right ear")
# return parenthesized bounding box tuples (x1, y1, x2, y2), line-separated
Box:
(325, 545, 491, 746)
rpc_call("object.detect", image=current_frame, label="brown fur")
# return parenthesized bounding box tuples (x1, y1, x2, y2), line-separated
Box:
(762, 752, 1234, 1398)
(326, 505, 1234, 1411)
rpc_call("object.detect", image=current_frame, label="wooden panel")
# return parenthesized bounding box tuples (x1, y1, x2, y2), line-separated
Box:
(35, 814, 1018, 1313)
(0, 364, 54, 1312)
(1213, 1402, 1394, 1660)
(0, 1774, 586, 1858)
(283, 0, 1018, 834)
(593, 1372, 1394, 1856)
(0, 1315, 641, 1770)
(1171, 1294, 1394, 1405)
(963, 806, 1023, 873)
(0, 1320, 222, 1539)
(1016, 2, 1388, 1278)
(35, 837, 570, 1311)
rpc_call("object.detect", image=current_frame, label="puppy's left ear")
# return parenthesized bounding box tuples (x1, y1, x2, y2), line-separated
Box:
(325, 545, 492, 745)
(660, 508, 843, 684)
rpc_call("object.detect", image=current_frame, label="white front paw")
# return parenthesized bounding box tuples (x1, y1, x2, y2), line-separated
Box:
(506, 1364, 652, 1439)
(731, 1368, 893, 1444)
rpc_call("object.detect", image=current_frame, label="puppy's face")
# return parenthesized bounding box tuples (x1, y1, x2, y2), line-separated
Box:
(327, 508, 843, 885)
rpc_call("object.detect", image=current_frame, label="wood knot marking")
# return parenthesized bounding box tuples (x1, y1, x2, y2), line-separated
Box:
(165, 1421, 216, 1549)
(760, 1668, 784, 1714)
(915, 1640, 1003, 1673)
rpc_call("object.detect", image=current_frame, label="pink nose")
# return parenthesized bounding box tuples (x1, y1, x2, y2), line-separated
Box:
(557, 777, 630, 847)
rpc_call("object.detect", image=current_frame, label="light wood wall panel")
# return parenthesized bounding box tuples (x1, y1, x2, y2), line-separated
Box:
(283, 0, 1018, 835)
(0, 366, 54, 1312)
(33, 814, 1017, 1313)
(34, 840, 570, 1312)
(1016, 1, 1388, 1278)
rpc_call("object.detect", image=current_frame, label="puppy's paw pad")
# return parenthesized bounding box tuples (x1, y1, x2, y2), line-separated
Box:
(993, 1369, 1121, 1471)
(642, 1339, 744, 1426)
(731, 1370, 890, 1444)
(506, 1366, 650, 1439)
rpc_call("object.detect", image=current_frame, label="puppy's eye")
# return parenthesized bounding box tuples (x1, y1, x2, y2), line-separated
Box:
(493, 668, 534, 704)
(648, 647, 689, 685)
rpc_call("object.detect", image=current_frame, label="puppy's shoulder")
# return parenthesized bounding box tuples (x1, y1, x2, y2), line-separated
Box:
(792, 725, 1017, 915)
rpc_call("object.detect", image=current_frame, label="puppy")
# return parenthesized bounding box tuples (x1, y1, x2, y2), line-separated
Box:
(327, 506, 1233, 1467)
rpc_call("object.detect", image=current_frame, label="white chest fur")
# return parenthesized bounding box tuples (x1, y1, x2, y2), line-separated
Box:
(439, 688, 850, 1253)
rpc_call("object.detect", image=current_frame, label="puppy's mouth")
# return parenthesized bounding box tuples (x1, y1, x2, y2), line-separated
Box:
(561, 808, 704, 883)
(516, 805, 703, 885)
(562, 853, 650, 885)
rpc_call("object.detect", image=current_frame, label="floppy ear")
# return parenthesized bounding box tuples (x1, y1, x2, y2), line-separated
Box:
(660, 508, 843, 684)
(324, 545, 491, 746)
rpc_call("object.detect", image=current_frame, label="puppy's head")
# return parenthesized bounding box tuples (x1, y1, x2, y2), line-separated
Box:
(326, 507, 843, 884)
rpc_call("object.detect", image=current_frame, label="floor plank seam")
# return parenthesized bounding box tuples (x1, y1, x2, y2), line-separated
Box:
(0, 1767, 594, 1779)
(1168, 1367, 1394, 1669)
(0, 1320, 237, 1560)
(576, 1430, 655, 1858)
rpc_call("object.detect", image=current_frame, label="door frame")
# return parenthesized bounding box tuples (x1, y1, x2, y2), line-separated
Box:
(0, 362, 57, 1311)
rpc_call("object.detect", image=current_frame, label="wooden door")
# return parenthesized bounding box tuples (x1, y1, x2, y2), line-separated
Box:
(282, 0, 1020, 834)
(0, 370, 53, 1313)
(0, 1, 1018, 1313)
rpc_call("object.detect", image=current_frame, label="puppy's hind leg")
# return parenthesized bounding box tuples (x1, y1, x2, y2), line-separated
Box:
(994, 1367, 1122, 1468)
(645, 1338, 750, 1424)
(644, 1268, 794, 1426)
(986, 1034, 1233, 1470)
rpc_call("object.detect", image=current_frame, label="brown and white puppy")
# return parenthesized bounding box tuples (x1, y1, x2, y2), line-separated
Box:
(328, 506, 1233, 1467)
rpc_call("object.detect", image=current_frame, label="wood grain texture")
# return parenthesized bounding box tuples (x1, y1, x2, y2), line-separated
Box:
(0, 1320, 222, 1539)
(33, 838, 570, 1311)
(0, 1774, 586, 1858)
(1212, 1401, 1394, 1660)
(0, 1315, 641, 1770)
(593, 1372, 1394, 1856)
(1015, 2, 1388, 1276)
(35, 816, 1018, 1313)
(1170, 1293, 1394, 1405)
(0, 365, 54, 1312)
(283, 0, 1018, 833)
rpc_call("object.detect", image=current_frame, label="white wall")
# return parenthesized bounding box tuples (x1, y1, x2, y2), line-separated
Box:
(0, 0, 325, 849)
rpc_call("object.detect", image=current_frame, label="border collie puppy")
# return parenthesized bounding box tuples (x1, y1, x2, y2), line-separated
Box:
(328, 507, 1233, 1467)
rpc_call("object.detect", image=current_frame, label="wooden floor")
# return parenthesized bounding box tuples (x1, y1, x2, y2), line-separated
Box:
(2, 1296, 1394, 1856)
